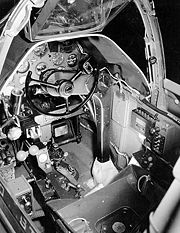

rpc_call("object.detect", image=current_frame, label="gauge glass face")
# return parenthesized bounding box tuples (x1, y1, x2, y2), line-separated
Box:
(33, 44, 47, 57)
(18, 61, 30, 73)
(36, 62, 47, 75)
(55, 125, 68, 137)
(52, 52, 64, 66)
(67, 54, 78, 67)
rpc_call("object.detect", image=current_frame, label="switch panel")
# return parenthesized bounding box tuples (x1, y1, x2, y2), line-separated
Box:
(7, 175, 34, 215)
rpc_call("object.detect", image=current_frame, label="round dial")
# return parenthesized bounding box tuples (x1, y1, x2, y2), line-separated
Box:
(36, 62, 47, 75)
(67, 53, 78, 67)
(52, 52, 64, 66)
(33, 43, 47, 57)
(18, 61, 30, 73)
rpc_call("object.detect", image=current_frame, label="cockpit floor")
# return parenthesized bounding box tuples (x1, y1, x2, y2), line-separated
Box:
(61, 129, 95, 194)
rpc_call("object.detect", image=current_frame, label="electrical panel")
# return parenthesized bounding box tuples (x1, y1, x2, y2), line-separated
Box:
(7, 175, 34, 215)
(131, 107, 180, 157)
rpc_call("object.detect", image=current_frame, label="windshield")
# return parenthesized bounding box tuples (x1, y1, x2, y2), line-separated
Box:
(0, 0, 150, 97)
(104, 2, 147, 79)
(25, 0, 128, 41)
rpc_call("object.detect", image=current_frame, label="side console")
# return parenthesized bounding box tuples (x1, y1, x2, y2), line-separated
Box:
(131, 106, 180, 188)
(131, 107, 180, 159)
(0, 175, 40, 233)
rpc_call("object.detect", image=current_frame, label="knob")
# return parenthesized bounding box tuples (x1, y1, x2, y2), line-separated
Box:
(29, 145, 39, 156)
(45, 179, 51, 189)
(25, 201, 31, 208)
(16, 150, 28, 161)
(7, 127, 22, 140)
(153, 140, 160, 145)
(150, 128, 156, 135)
(155, 126, 160, 132)
(148, 156, 153, 162)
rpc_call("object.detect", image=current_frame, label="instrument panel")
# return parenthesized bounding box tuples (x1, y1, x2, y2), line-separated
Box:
(5, 40, 85, 95)
(1, 40, 94, 143)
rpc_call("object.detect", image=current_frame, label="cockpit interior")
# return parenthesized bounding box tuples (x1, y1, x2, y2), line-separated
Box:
(0, 1, 180, 233)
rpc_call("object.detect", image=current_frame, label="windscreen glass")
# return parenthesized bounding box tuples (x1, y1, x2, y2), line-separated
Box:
(28, 0, 128, 39)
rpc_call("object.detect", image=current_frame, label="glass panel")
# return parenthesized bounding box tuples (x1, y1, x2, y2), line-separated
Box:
(104, 2, 148, 79)
(36, 0, 113, 37)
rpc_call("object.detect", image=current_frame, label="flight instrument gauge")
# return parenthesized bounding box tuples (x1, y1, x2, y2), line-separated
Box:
(52, 52, 64, 66)
(18, 61, 30, 73)
(67, 54, 78, 67)
(33, 43, 47, 57)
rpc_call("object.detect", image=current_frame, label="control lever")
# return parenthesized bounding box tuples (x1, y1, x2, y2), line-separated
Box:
(91, 76, 118, 187)
(55, 164, 82, 192)
(67, 182, 83, 194)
